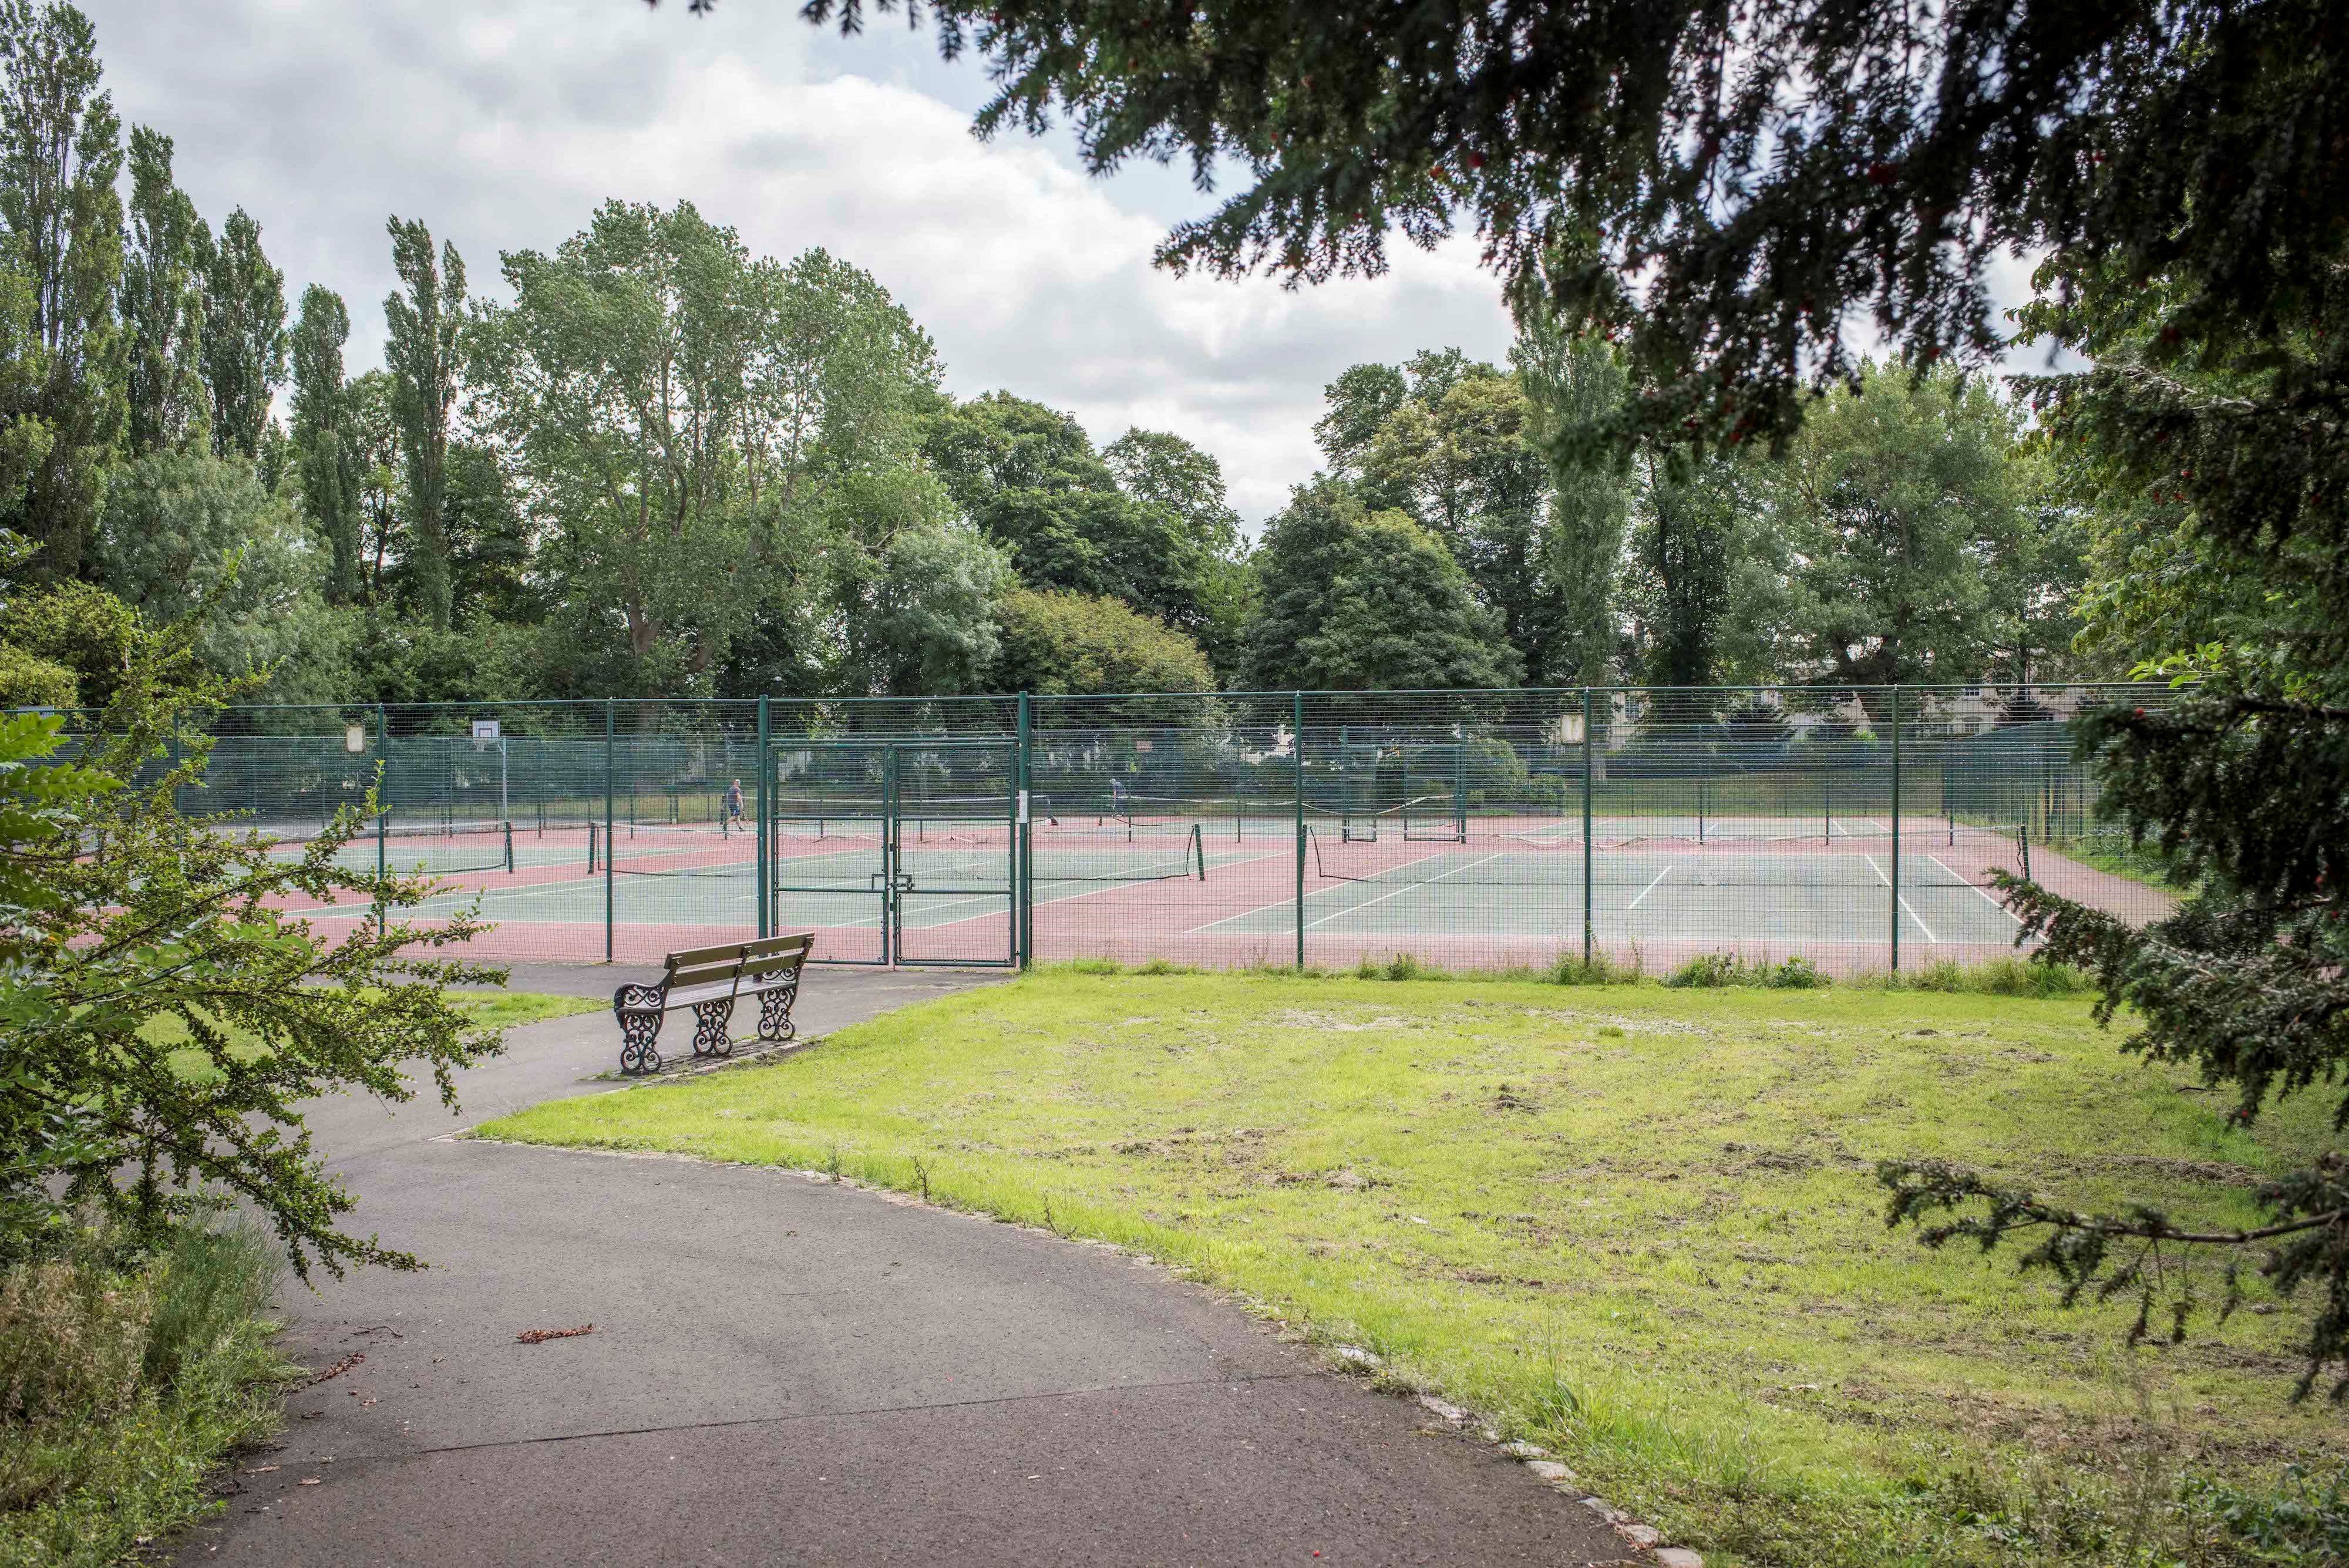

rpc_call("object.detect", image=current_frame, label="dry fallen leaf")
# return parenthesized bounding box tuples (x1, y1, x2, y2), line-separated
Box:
(515, 1323, 596, 1344)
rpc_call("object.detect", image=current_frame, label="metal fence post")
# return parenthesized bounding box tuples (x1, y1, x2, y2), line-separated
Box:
(1017, 691, 1032, 970)
(375, 704, 389, 936)
(1890, 686, 1903, 973)
(1293, 690, 1306, 971)
(1581, 688, 1594, 968)
(755, 694, 770, 940)
(604, 698, 615, 963)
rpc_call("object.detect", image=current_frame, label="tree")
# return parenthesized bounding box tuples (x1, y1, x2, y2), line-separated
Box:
(1767, 362, 2028, 687)
(1362, 365, 1566, 682)
(0, 641, 70, 707)
(92, 446, 334, 698)
(843, 524, 1011, 697)
(469, 200, 766, 688)
(1623, 449, 1742, 688)
(382, 216, 463, 631)
(1516, 324, 1631, 685)
(1, 576, 134, 705)
(288, 284, 361, 603)
(196, 206, 286, 463)
(0, 642, 503, 1274)
(1239, 480, 1516, 693)
(1101, 426, 1248, 678)
(993, 587, 1216, 696)
(119, 125, 206, 456)
(1313, 362, 1405, 476)
(924, 392, 1222, 647)
(0, 0, 122, 581)
(342, 369, 401, 604)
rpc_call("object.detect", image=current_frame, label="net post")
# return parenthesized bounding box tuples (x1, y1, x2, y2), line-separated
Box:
(1293, 691, 1306, 972)
(756, 695, 770, 941)
(604, 699, 615, 963)
(1455, 728, 1468, 842)
(1017, 692, 1032, 970)
(1890, 685, 1903, 973)
(1581, 688, 1594, 968)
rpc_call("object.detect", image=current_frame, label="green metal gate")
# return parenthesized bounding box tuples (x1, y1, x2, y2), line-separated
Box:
(766, 739, 1017, 967)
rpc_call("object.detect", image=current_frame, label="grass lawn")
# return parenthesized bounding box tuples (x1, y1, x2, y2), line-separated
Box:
(146, 990, 602, 1084)
(479, 970, 2345, 1567)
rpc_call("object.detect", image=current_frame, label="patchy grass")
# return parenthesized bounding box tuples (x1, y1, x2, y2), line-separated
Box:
(479, 971, 2344, 1567)
(0, 1223, 298, 1567)
(147, 990, 600, 1084)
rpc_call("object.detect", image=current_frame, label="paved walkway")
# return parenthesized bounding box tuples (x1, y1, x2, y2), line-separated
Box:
(175, 965, 1629, 1566)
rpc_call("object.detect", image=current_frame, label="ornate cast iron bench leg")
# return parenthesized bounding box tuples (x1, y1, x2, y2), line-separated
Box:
(756, 975, 800, 1042)
(691, 997, 737, 1059)
(613, 983, 667, 1076)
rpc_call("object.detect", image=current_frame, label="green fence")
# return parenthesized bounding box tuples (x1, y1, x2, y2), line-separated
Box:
(48, 684, 2183, 976)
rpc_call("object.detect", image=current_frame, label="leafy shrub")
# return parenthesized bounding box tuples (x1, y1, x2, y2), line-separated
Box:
(1664, 953, 1831, 990)
(0, 1221, 290, 1564)
(2175, 1466, 2349, 1565)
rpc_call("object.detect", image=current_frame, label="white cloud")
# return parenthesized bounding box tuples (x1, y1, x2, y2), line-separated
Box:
(79, 0, 1516, 527)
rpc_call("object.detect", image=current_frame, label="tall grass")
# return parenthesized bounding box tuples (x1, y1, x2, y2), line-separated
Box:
(0, 1220, 295, 1568)
(1050, 949, 2093, 996)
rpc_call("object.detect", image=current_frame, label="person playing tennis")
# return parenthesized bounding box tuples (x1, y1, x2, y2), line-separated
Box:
(724, 778, 745, 834)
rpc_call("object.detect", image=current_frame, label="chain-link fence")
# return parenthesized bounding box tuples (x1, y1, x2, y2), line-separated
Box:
(46, 684, 2182, 975)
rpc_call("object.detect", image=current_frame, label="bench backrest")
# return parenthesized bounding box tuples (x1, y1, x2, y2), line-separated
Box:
(661, 933, 815, 993)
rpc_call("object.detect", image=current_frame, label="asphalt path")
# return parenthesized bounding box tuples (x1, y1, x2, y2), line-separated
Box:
(173, 964, 1632, 1566)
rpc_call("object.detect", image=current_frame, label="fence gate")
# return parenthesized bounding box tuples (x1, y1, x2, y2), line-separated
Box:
(766, 739, 1018, 967)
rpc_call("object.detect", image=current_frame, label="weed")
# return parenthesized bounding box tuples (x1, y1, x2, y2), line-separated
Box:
(1663, 951, 1830, 990)
(0, 1219, 293, 1566)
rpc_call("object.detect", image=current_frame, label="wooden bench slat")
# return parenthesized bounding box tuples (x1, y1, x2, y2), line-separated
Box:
(660, 934, 815, 971)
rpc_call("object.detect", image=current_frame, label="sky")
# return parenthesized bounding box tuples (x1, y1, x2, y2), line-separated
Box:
(78, 0, 1519, 526)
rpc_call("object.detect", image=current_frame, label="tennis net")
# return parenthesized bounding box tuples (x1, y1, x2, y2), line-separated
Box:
(587, 820, 754, 880)
(249, 819, 515, 876)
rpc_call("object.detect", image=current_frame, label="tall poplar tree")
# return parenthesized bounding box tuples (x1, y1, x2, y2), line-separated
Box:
(1516, 325, 1630, 686)
(0, 0, 122, 580)
(197, 206, 284, 463)
(382, 216, 463, 631)
(119, 125, 204, 456)
(288, 283, 358, 603)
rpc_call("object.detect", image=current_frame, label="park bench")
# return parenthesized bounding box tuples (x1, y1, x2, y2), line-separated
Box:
(610, 933, 815, 1076)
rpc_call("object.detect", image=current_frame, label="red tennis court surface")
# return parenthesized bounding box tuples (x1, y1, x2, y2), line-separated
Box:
(265, 817, 2170, 979)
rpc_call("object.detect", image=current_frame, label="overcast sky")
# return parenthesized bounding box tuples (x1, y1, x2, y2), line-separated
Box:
(78, 0, 1522, 526)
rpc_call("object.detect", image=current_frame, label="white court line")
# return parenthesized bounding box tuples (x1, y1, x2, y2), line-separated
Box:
(1929, 853, 2025, 924)
(1182, 849, 1450, 934)
(1302, 853, 1505, 931)
(1862, 852, 1941, 944)
(1626, 864, 1672, 908)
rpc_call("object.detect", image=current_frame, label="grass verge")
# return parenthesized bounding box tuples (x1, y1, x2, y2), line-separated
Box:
(479, 970, 2345, 1567)
(146, 989, 602, 1084)
(0, 1222, 298, 1568)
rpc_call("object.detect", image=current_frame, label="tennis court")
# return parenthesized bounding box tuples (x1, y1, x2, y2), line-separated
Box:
(132, 683, 2179, 976)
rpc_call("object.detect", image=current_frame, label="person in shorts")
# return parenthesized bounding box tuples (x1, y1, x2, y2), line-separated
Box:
(725, 778, 745, 832)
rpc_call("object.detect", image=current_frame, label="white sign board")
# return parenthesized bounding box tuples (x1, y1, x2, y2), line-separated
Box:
(344, 724, 368, 754)
(471, 719, 500, 741)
